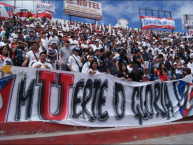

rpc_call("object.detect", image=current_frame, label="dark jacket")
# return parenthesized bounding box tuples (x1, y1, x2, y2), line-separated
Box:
(165, 60, 173, 71)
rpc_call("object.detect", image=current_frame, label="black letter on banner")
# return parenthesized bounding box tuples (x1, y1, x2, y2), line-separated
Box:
(139, 86, 149, 120)
(98, 80, 109, 121)
(71, 79, 84, 119)
(114, 82, 125, 120)
(162, 82, 173, 119)
(154, 83, 166, 117)
(145, 85, 153, 118)
(92, 79, 101, 119)
(15, 76, 35, 120)
(81, 79, 95, 121)
(131, 87, 143, 125)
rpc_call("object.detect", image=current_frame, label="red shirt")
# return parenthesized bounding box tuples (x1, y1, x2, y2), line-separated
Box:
(157, 70, 168, 81)
(11, 43, 16, 59)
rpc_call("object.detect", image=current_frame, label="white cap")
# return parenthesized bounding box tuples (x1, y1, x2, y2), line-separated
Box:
(87, 55, 90, 59)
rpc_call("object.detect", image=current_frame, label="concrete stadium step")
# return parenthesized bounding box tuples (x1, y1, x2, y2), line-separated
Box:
(0, 121, 106, 137)
(1, 119, 193, 144)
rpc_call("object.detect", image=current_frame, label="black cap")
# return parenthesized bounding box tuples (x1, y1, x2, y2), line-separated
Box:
(73, 47, 80, 52)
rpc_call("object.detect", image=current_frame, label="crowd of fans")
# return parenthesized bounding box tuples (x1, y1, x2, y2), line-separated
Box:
(0, 16, 192, 82)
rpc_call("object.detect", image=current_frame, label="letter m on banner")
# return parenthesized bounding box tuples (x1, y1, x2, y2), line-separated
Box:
(0, 75, 15, 122)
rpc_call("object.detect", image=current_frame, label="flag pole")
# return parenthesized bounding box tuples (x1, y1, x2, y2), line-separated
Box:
(14, 0, 16, 10)
(33, 0, 34, 10)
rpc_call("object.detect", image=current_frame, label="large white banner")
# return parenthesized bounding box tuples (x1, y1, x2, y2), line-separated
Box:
(34, 1, 55, 13)
(141, 16, 175, 30)
(0, 65, 193, 127)
(64, 0, 102, 20)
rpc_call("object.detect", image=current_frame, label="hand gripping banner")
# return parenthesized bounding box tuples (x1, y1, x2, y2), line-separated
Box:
(0, 65, 192, 127)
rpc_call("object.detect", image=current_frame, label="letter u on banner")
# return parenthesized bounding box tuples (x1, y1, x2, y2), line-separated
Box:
(38, 71, 74, 120)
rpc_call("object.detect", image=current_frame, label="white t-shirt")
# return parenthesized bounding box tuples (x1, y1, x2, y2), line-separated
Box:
(81, 44, 88, 49)
(81, 62, 90, 73)
(69, 38, 78, 49)
(23, 34, 28, 39)
(173, 62, 183, 74)
(49, 36, 59, 44)
(98, 43, 107, 50)
(90, 44, 99, 52)
(127, 65, 133, 73)
(26, 50, 40, 67)
(121, 37, 126, 43)
(11, 33, 18, 39)
(68, 54, 82, 72)
(0, 42, 11, 48)
(88, 68, 100, 74)
(73, 40, 79, 45)
(32, 61, 53, 69)
(41, 38, 49, 51)
(113, 54, 120, 60)
(153, 56, 160, 68)
(158, 48, 163, 54)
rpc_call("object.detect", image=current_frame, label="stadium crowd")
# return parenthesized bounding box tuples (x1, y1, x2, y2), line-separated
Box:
(0, 16, 192, 82)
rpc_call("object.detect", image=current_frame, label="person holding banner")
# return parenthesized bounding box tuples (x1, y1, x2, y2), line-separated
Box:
(148, 67, 159, 81)
(88, 60, 100, 74)
(81, 55, 93, 73)
(183, 68, 191, 78)
(130, 64, 144, 82)
(32, 52, 53, 69)
(117, 63, 132, 81)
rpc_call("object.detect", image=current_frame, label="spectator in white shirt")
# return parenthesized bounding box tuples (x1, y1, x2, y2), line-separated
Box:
(81, 55, 94, 73)
(32, 52, 53, 69)
(11, 28, 18, 39)
(88, 60, 100, 74)
(90, 40, 99, 52)
(67, 47, 83, 72)
(127, 61, 133, 73)
(23, 30, 28, 39)
(80, 39, 88, 52)
(0, 36, 11, 48)
(69, 35, 78, 49)
(99, 37, 108, 50)
(22, 42, 40, 67)
(49, 32, 59, 45)
(41, 32, 48, 52)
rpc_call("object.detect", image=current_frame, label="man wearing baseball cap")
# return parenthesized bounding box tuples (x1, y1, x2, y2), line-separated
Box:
(67, 47, 83, 72)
